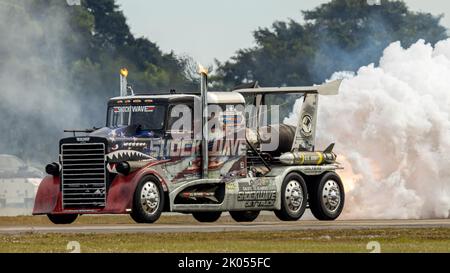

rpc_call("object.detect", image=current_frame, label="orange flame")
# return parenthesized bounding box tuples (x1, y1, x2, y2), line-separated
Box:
(120, 68, 128, 77)
(198, 64, 208, 76)
(335, 155, 362, 192)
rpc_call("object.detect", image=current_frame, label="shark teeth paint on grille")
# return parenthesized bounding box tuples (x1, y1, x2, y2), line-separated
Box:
(106, 150, 154, 161)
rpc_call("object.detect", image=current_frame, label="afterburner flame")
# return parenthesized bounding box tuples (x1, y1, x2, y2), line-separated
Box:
(334, 155, 360, 193)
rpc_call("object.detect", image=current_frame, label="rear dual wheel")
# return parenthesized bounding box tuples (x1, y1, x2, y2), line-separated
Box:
(308, 172, 345, 220)
(274, 172, 308, 221)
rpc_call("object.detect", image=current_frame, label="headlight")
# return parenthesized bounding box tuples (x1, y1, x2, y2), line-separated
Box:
(45, 162, 61, 176)
(116, 162, 131, 175)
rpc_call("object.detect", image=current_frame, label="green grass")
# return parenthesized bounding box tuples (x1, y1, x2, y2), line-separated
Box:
(1, 216, 449, 253)
(0, 228, 449, 253)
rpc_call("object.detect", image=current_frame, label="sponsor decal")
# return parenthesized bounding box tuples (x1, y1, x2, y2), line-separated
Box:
(220, 110, 244, 127)
(237, 179, 276, 208)
(237, 190, 276, 208)
(113, 105, 156, 113)
(226, 182, 237, 190)
(301, 114, 313, 136)
(250, 178, 270, 187)
(149, 139, 245, 158)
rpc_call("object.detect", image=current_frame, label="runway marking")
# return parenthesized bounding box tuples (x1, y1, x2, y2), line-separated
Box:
(1, 219, 449, 234)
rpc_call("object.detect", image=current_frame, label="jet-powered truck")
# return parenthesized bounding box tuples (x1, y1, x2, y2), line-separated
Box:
(33, 67, 345, 224)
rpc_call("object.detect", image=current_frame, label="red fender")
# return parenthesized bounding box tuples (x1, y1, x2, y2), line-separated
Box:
(105, 167, 167, 213)
(32, 175, 61, 215)
(33, 165, 167, 215)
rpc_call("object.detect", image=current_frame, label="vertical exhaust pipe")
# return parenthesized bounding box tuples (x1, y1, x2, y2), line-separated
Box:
(119, 68, 129, 125)
(198, 64, 209, 179)
(120, 68, 128, 96)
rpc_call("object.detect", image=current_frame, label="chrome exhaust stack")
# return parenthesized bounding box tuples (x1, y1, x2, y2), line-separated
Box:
(198, 65, 209, 179)
(119, 68, 128, 96)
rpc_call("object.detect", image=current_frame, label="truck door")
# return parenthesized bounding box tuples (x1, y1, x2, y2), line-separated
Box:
(207, 103, 247, 180)
(163, 103, 201, 183)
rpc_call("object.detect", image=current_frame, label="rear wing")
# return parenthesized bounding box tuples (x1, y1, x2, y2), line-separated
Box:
(234, 79, 342, 96)
(235, 79, 342, 152)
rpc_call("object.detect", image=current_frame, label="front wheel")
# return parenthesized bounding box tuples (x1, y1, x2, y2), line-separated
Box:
(192, 211, 222, 222)
(130, 176, 164, 224)
(274, 172, 308, 221)
(229, 210, 260, 222)
(308, 172, 345, 220)
(47, 214, 78, 224)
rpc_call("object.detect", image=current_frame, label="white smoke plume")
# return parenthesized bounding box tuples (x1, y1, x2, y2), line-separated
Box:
(286, 39, 450, 219)
(0, 2, 92, 164)
(0, 1, 85, 215)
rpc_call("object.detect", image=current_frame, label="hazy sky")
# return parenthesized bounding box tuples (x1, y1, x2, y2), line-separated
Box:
(116, 0, 450, 65)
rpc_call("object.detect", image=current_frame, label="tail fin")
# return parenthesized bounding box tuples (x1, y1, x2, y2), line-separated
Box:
(291, 93, 318, 151)
(323, 143, 335, 153)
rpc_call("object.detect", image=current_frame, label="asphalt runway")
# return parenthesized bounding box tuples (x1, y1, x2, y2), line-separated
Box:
(1, 219, 449, 234)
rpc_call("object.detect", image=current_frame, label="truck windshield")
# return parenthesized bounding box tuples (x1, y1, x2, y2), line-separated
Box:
(107, 104, 166, 130)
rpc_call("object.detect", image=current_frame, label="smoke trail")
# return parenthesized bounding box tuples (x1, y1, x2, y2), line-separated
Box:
(0, 1, 87, 215)
(286, 39, 450, 219)
(0, 1, 86, 165)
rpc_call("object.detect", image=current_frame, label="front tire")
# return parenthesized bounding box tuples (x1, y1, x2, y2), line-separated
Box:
(274, 172, 308, 221)
(308, 172, 345, 220)
(192, 211, 222, 222)
(47, 214, 78, 224)
(130, 176, 164, 224)
(229, 210, 260, 222)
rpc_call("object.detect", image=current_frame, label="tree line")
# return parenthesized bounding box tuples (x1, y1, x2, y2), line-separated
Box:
(0, 0, 447, 163)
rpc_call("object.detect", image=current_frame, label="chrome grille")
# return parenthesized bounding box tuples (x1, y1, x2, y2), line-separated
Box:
(61, 143, 106, 209)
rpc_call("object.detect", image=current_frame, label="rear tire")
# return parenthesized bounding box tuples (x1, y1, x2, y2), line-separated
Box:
(47, 214, 78, 224)
(130, 176, 164, 224)
(229, 210, 260, 222)
(192, 211, 222, 222)
(274, 172, 307, 221)
(308, 172, 345, 220)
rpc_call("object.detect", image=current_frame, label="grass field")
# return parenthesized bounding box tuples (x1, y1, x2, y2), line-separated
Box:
(0, 215, 449, 253)
(1, 228, 449, 253)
